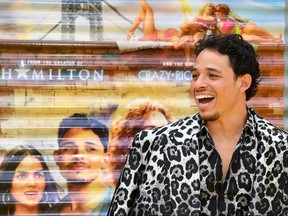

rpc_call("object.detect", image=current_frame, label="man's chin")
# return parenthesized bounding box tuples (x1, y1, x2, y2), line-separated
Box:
(200, 112, 219, 121)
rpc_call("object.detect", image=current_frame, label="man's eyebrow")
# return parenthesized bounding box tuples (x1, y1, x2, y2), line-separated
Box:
(59, 141, 74, 146)
(206, 67, 221, 72)
(85, 141, 102, 147)
(191, 66, 220, 72)
(191, 67, 197, 72)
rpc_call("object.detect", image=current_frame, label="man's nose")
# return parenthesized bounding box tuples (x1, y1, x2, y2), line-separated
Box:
(192, 74, 208, 89)
(73, 148, 85, 159)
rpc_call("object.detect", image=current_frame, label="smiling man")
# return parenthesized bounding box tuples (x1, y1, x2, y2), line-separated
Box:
(47, 113, 113, 216)
(108, 34, 288, 215)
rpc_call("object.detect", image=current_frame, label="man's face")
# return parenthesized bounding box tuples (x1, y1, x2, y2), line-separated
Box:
(54, 128, 106, 184)
(190, 49, 247, 122)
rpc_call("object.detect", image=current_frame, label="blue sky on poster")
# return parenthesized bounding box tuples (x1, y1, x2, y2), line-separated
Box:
(0, 0, 285, 41)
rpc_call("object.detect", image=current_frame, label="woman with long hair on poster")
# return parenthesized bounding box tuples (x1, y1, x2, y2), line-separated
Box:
(215, 3, 282, 43)
(0, 145, 62, 215)
(126, 0, 194, 62)
(108, 98, 173, 185)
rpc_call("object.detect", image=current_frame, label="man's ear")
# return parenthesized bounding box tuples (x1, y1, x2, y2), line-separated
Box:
(103, 153, 111, 166)
(240, 74, 252, 92)
(53, 150, 61, 167)
(99, 153, 111, 171)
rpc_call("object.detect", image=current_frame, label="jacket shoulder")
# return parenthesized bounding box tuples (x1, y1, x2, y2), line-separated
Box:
(149, 113, 201, 136)
(253, 112, 288, 143)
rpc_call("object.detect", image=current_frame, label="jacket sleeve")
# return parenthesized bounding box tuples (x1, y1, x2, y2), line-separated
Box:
(107, 132, 145, 215)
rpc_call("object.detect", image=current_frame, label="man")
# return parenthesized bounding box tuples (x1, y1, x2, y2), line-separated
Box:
(108, 34, 288, 215)
(47, 113, 113, 216)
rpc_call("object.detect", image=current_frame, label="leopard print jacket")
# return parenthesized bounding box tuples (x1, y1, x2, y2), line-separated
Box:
(108, 108, 288, 216)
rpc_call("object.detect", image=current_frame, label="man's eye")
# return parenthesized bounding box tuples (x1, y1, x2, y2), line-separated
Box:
(209, 74, 218, 78)
(192, 74, 198, 79)
(61, 146, 74, 151)
(87, 147, 96, 152)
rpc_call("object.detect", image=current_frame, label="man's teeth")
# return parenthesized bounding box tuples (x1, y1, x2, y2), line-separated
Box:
(196, 95, 214, 99)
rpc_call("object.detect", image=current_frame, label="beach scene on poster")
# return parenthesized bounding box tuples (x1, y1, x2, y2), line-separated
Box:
(0, 0, 284, 42)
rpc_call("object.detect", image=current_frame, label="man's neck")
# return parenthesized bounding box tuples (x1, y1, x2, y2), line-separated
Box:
(66, 176, 108, 213)
(205, 106, 248, 140)
(205, 107, 249, 178)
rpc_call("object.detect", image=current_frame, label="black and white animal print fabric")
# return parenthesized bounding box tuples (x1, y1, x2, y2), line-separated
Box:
(108, 108, 288, 216)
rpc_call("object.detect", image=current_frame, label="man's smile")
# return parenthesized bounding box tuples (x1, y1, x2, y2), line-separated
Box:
(195, 94, 215, 104)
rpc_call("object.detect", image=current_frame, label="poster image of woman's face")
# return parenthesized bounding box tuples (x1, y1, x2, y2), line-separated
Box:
(10, 155, 46, 209)
(0, 145, 61, 215)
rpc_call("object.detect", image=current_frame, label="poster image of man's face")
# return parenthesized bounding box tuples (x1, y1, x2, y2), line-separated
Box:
(54, 128, 108, 184)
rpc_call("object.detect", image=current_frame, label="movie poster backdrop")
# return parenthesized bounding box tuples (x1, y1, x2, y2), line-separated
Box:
(0, 0, 286, 215)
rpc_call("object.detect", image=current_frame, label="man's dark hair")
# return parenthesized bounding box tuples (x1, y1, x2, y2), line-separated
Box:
(194, 34, 260, 101)
(57, 113, 109, 152)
